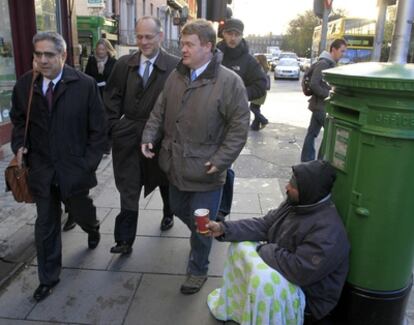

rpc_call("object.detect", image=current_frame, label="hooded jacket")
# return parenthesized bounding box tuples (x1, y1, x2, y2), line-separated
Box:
(308, 51, 336, 112)
(219, 160, 350, 320)
(217, 39, 267, 101)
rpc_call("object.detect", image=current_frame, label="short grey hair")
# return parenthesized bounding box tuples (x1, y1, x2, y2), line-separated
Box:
(136, 16, 163, 33)
(33, 31, 67, 54)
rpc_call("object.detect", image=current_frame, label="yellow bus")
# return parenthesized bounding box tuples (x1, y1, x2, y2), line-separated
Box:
(312, 17, 376, 63)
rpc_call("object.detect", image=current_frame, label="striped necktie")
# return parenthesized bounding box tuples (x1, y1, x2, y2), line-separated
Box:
(46, 81, 54, 112)
(142, 61, 151, 87)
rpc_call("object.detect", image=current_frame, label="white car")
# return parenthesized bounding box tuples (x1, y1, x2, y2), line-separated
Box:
(274, 58, 300, 80)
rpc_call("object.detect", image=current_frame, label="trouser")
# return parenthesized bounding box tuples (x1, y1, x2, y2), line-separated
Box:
(250, 103, 268, 127)
(169, 184, 222, 276)
(114, 185, 172, 245)
(34, 185, 98, 285)
(301, 110, 326, 162)
(218, 169, 234, 217)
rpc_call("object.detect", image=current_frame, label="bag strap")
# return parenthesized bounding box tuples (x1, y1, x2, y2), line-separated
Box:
(23, 71, 38, 148)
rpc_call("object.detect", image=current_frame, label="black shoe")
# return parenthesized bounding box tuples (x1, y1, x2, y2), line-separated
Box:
(160, 215, 174, 231)
(260, 120, 269, 129)
(110, 241, 132, 255)
(63, 218, 76, 232)
(33, 280, 60, 302)
(88, 228, 100, 249)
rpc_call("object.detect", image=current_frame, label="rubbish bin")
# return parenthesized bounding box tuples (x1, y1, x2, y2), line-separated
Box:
(322, 62, 414, 325)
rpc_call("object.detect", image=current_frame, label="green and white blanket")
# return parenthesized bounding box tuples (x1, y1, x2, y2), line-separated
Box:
(208, 242, 306, 325)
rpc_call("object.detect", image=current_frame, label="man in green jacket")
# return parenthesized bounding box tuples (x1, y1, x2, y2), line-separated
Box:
(141, 19, 249, 294)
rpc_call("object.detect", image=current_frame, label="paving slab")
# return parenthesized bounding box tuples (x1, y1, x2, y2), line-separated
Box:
(123, 274, 223, 325)
(107, 236, 189, 275)
(259, 192, 284, 214)
(233, 177, 281, 195)
(0, 319, 59, 325)
(228, 213, 262, 222)
(0, 266, 38, 319)
(61, 233, 115, 271)
(107, 235, 228, 277)
(27, 268, 141, 325)
(230, 193, 261, 214)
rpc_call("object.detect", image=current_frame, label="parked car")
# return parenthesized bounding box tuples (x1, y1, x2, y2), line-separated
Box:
(274, 58, 300, 80)
(278, 52, 299, 61)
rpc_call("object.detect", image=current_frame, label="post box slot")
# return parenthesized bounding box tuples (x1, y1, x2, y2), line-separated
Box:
(332, 105, 360, 124)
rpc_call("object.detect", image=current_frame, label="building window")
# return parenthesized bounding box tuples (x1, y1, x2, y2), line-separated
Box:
(0, 0, 16, 124)
(150, 3, 153, 16)
(157, 7, 160, 18)
(143, 0, 146, 15)
(34, 0, 58, 32)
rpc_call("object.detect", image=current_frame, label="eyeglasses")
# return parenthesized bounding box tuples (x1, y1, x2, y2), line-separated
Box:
(136, 33, 159, 41)
(33, 51, 59, 59)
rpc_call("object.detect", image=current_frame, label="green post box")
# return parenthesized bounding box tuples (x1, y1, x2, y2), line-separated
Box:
(322, 62, 414, 325)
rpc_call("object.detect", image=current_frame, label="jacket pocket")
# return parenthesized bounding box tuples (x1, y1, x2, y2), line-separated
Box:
(111, 118, 137, 140)
(181, 143, 219, 183)
(158, 141, 172, 174)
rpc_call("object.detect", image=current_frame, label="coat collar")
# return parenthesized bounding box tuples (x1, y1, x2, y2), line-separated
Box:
(127, 48, 170, 72)
(34, 64, 79, 92)
(176, 49, 223, 81)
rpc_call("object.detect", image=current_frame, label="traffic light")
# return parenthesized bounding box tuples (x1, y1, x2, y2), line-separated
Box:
(207, 0, 227, 22)
(314, 0, 324, 18)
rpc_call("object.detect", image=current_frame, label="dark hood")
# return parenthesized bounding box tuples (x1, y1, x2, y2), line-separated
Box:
(292, 160, 336, 205)
(217, 39, 249, 60)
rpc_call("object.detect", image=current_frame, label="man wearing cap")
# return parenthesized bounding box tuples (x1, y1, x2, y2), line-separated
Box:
(216, 18, 268, 222)
(206, 160, 350, 324)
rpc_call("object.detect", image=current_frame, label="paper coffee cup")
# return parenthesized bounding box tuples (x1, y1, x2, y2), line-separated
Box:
(195, 208, 210, 234)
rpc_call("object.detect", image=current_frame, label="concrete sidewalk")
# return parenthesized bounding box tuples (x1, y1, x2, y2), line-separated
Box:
(0, 123, 413, 324)
(0, 123, 304, 324)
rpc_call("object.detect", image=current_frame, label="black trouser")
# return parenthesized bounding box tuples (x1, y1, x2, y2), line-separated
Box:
(114, 185, 172, 245)
(34, 186, 98, 285)
(250, 103, 268, 127)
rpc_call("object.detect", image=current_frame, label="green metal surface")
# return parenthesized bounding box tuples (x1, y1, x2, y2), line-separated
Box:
(322, 62, 414, 291)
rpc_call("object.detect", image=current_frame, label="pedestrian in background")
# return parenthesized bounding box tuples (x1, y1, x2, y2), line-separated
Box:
(301, 39, 347, 162)
(10, 31, 107, 302)
(216, 18, 267, 221)
(63, 39, 116, 233)
(250, 53, 270, 131)
(142, 19, 249, 295)
(84, 38, 117, 96)
(104, 17, 179, 256)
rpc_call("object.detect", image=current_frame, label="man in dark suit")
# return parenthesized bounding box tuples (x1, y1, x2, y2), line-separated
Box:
(104, 16, 179, 255)
(10, 31, 107, 302)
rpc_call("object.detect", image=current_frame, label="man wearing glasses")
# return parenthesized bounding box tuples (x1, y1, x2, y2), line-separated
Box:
(10, 31, 107, 301)
(104, 16, 179, 255)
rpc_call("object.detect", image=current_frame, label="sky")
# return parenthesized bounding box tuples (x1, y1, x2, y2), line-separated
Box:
(232, 0, 379, 36)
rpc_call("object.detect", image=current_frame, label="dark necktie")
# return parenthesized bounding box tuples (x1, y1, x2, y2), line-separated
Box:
(46, 81, 54, 112)
(142, 61, 151, 87)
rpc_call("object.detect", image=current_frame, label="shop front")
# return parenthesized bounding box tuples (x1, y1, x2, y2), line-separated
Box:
(0, 0, 74, 145)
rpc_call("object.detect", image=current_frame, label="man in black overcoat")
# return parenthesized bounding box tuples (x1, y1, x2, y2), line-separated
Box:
(10, 31, 107, 301)
(104, 16, 179, 255)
